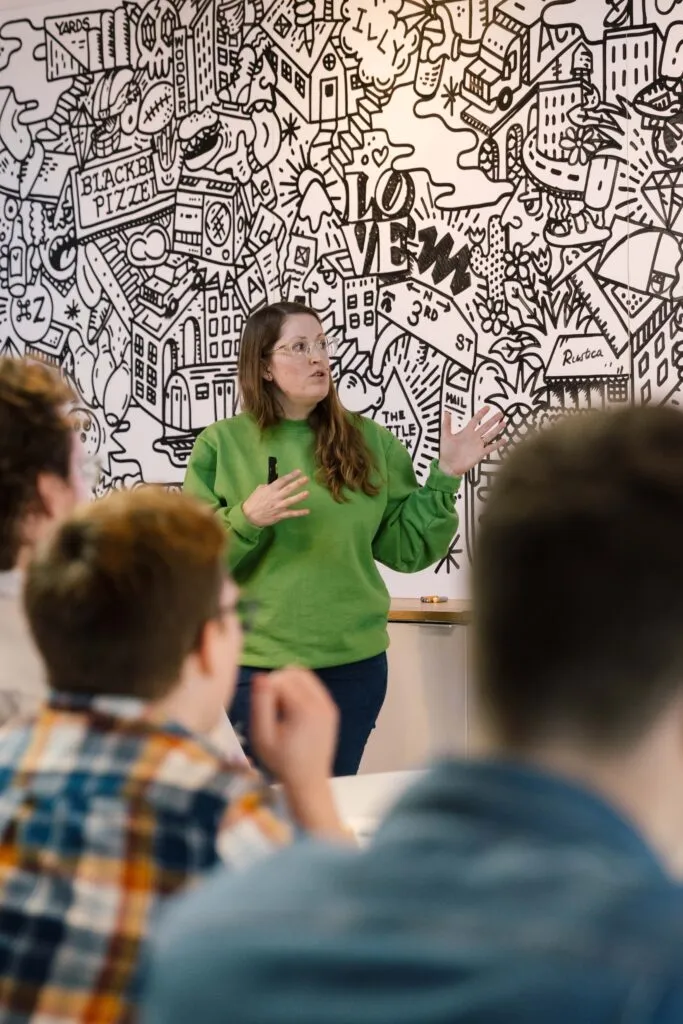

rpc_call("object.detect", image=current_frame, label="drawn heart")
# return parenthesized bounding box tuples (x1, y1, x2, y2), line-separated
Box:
(371, 146, 388, 167)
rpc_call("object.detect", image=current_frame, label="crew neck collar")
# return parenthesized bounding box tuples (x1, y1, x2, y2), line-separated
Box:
(271, 417, 313, 433)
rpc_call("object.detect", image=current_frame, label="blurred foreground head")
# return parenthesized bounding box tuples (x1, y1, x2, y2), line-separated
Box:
(474, 405, 683, 753)
(25, 487, 241, 730)
(0, 358, 80, 571)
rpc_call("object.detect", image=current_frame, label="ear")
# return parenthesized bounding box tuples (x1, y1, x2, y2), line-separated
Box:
(35, 472, 75, 522)
(262, 366, 273, 381)
(194, 618, 220, 679)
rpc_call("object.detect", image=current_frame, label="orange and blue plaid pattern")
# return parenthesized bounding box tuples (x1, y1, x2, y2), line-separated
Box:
(0, 693, 289, 1022)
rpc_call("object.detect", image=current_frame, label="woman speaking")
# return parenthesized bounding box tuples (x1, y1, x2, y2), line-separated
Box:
(184, 302, 504, 775)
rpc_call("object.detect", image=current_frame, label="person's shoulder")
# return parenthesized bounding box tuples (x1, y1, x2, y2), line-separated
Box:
(0, 716, 37, 768)
(147, 727, 251, 795)
(349, 412, 383, 437)
(559, 884, 683, 1020)
(349, 413, 398, 454)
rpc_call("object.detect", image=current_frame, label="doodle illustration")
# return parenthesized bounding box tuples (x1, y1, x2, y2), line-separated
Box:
(0, 0, 678, 595)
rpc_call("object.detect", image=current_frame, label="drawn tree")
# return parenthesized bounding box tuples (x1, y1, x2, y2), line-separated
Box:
(340, 0, 420, 99)
(487, 334, 548, 443)
(464, 334, 548, 560)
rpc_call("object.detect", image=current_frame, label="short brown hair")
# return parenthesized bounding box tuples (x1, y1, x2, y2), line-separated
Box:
(25, 487, 226, 701)
(473, 405, 683, 751)
(0, 358, 74, 569)
(238, 301, 379, 502)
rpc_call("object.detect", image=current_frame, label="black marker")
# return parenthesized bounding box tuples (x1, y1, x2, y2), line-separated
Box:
(267, 456, 278, 484)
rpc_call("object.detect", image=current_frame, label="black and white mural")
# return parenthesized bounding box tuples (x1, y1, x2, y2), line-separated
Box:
(0, 0, 678, 594)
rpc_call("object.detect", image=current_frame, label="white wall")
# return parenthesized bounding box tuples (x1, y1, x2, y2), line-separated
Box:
(360, 622, 471, 773)
(0, 0, 675, 604)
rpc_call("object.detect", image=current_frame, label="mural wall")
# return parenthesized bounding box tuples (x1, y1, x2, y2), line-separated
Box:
(0, 0, 679, 595)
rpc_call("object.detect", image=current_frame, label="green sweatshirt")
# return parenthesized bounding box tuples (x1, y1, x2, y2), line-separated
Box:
(183, 412, 460, 669)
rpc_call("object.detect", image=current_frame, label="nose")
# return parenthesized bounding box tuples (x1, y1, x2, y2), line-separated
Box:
(501, 209, 522, 230)
(260, 60, 276, 89)
(500, 197, 520, 229)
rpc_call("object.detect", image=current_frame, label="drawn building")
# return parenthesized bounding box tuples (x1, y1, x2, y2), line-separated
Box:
(191, 0, 218, 108)
(630, 302, 679, 406)
(131, 291, 204, 423)
(537, 80, 582, 160)
(603, 26, 657, 106)
(300, 249, 357, 335)
(163, 360, 239, 428)
(132, 311, 168, 422)
(546, 333, 630, 408)
(343, 275, 377, 347)
(146, 285, 242, 465)
(204, 284, 243, 361)
(215, 0, 243, 95)
(263, 2, 355, 123)
(164, 361, 239, 433)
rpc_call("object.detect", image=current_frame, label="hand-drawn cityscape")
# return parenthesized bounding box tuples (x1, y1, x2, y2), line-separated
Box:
(0, 0, 678, 593)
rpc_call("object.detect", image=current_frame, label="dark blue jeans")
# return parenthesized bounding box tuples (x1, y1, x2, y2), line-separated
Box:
(229, 653, 388, 777)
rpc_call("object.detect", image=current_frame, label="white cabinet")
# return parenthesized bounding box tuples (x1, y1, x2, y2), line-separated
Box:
(360, 605, 472, 774)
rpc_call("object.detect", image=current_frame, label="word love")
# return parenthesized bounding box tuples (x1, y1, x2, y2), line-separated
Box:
(342, 171, 470, 296)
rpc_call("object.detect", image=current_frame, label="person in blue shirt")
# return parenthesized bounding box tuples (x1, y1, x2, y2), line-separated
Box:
(143, 404, 683, 1024)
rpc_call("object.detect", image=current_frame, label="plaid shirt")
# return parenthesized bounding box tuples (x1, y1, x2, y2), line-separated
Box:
(0, 693, 290, 1022)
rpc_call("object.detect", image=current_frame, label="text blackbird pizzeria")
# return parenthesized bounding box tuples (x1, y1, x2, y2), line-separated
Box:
(72, 151, 174, 237)
(79, 154, 155, 213)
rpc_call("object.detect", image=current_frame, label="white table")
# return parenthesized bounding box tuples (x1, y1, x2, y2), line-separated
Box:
(331, 770, 423, 842)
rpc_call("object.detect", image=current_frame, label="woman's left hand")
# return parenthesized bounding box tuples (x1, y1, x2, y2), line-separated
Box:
(438, 406, 506, 477)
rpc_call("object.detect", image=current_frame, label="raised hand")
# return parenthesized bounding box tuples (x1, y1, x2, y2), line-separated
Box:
(439, 406, 506, 477)
(242, 469, 310, 527)
(250, 668, 348, 840)
(250, 667, 338, 788)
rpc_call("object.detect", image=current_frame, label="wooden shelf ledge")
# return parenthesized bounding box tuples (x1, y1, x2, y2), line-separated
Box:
(388, 598, 472, 625)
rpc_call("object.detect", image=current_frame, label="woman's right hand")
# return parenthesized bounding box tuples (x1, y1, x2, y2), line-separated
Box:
(242, 470, 310, 527)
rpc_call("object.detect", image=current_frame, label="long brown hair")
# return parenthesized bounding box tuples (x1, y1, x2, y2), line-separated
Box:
(238, 302, 380, 502)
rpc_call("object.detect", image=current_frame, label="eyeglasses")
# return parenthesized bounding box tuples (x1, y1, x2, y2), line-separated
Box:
(270, 336, 337, 360)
